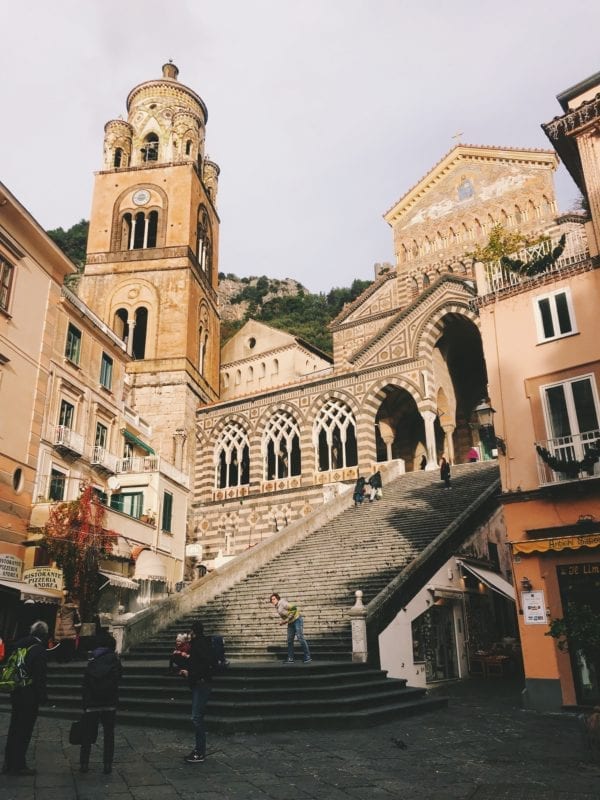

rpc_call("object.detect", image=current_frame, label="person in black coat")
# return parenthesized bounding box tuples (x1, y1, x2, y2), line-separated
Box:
(367, 470, 383, 501)
(79, 633, 122, 774)
(180, 620, 214, 764)
(440, 456, 451, 489)
(2, 620, 48, 776)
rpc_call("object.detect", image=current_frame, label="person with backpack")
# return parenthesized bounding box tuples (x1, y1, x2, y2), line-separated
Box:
(2, 620, 48, 776)
(79, 633, 122, 774)
(179, 620, 214, 764)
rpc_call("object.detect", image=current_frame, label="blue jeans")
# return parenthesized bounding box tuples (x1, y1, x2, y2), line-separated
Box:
(191, 683, 211, 755)
(287, 616, 311, 662)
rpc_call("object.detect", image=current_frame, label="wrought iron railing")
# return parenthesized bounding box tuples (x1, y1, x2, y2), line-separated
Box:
(53, 425, 85, 455)
(115, 455, 190, 489)
(535, 429, 600, 485)
(482, 229, 589, 295)
(91, 446, 119, 473)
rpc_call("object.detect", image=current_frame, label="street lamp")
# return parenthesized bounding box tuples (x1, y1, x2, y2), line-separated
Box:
(474, 400, 506, 459)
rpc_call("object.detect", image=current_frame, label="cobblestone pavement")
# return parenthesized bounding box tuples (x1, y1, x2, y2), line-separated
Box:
(1, 678, 599, 799)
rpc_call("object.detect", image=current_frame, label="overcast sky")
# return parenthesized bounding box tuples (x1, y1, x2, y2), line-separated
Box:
(1, 1, 599, 292)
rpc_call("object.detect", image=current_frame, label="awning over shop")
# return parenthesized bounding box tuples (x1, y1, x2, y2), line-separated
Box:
(133, 550, 168, 582)
(457, 562, 515, 601)
(99, 570, 139, 591)
(122, 429, 155, 455)
(0, 579, 62, 604)
(513, 533, 600, 555)
(112, 537, 133, 560)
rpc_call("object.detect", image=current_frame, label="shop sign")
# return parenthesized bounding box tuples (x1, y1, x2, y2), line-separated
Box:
(522, 589, 547, 625)
(558, 562, 600, 578)
(22, 567, 63, 591)
(0, 554, 23, 581)
(549, 534, 600, 552)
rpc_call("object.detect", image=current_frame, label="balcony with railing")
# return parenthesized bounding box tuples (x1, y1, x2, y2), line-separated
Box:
(536, 429, 600, 486)
(91, 445, 119, 474)
(115, 455, 190, 489)
(53, 425, 85, 457)
(480, 229, 590, 297)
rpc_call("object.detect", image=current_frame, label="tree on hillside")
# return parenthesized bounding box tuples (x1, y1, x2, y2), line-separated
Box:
(47, 219, 89, 268)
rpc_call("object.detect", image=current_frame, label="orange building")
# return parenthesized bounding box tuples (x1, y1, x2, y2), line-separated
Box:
(474, 72, 600, 711)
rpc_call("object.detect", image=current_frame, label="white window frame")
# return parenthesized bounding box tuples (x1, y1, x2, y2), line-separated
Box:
(49, 465, 68, 501)
(533, 287, 577, 343)
(540, 373, 600, 460)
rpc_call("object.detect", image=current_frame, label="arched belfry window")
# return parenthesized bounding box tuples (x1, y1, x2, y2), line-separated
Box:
(123, 209, 159, 250)
(114, 148, 123, 168)
(198, 325, 208, 375)
(197, 208, 212, 275)
(185, 140, 192, 156)
(263, 410, 301, 480)
(215, 423, 250, 489)
(142, 133, 159, 162)
(132, 307, 147, 359)
(313, 399, 357, 472)
(114, 308, 129, 343)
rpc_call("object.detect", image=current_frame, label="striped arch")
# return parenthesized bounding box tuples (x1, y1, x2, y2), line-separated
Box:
(255, 401, 306, 437)
(307, 389, 361, 429)
(359, 377, 426, 467)
(361, 375, 424, 419)
(414, 302, 480, 363)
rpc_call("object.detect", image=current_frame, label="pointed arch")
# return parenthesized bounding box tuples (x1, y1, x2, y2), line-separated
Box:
(312, 398, 358, 471)
(213, 421, 250, 489)
(262, 409, 302, 479)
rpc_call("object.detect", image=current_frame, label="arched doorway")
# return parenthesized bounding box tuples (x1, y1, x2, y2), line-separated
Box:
(433, 314, 488, 463)
(375, 386, 425, 471)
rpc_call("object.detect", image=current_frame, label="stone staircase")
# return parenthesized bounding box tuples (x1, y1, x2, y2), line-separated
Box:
(0, 462, 500, 731)
(128, 461, 499, 663)
(32, 660, 446, 733)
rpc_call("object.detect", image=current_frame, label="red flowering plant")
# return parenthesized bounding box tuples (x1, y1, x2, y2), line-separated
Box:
(44, 484, 117, 621)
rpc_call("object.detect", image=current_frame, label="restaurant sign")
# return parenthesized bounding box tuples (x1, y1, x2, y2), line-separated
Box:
(522, 589, 547, 625)
(0, 554, 23, 581)
(22, 567, 63, 591)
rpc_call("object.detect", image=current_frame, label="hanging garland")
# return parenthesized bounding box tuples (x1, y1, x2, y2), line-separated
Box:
(536, 442, 600, 479)
(500, 234, 566, 277)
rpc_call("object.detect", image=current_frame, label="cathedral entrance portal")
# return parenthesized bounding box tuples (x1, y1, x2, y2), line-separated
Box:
(433, 314, 488, 464)
(375, 387, 425, 471)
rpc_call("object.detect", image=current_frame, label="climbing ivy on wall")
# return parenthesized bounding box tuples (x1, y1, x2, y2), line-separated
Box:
(44, 484, 117, 621)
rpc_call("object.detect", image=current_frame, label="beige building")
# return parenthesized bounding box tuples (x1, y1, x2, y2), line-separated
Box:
(469, 70, 600, 711)
(28, 281, 191, 615)
(0, 181, 75, 631)
(193, 145, 561, 563)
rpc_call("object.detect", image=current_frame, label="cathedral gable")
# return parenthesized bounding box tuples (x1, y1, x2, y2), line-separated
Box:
(336, 272, 397, 326)
(350, 277, 476, 369)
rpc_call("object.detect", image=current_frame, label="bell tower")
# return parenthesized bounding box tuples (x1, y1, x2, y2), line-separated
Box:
(79, 62, 221, 474)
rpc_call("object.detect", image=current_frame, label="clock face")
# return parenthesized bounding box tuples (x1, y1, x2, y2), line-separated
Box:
(132, 189, 151, 206)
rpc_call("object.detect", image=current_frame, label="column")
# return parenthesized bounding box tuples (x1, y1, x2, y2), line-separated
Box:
(173, 429, 187, 472)
(442, 424, 456, 464)
(421, 409, 438, 470)
(126, 319, 135, 357)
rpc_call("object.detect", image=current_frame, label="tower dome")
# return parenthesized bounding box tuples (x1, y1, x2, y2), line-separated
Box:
(125, 63, 208, 168)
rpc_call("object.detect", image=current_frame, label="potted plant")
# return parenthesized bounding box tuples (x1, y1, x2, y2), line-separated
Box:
(44, 484, 117, 631)
(547, 603, 600, 696)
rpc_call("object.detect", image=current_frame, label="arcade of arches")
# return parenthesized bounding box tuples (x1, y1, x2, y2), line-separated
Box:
(195, 285, 490, 561)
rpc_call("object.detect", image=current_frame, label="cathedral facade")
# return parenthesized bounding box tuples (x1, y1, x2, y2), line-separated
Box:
(192, 145, 568, 565)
